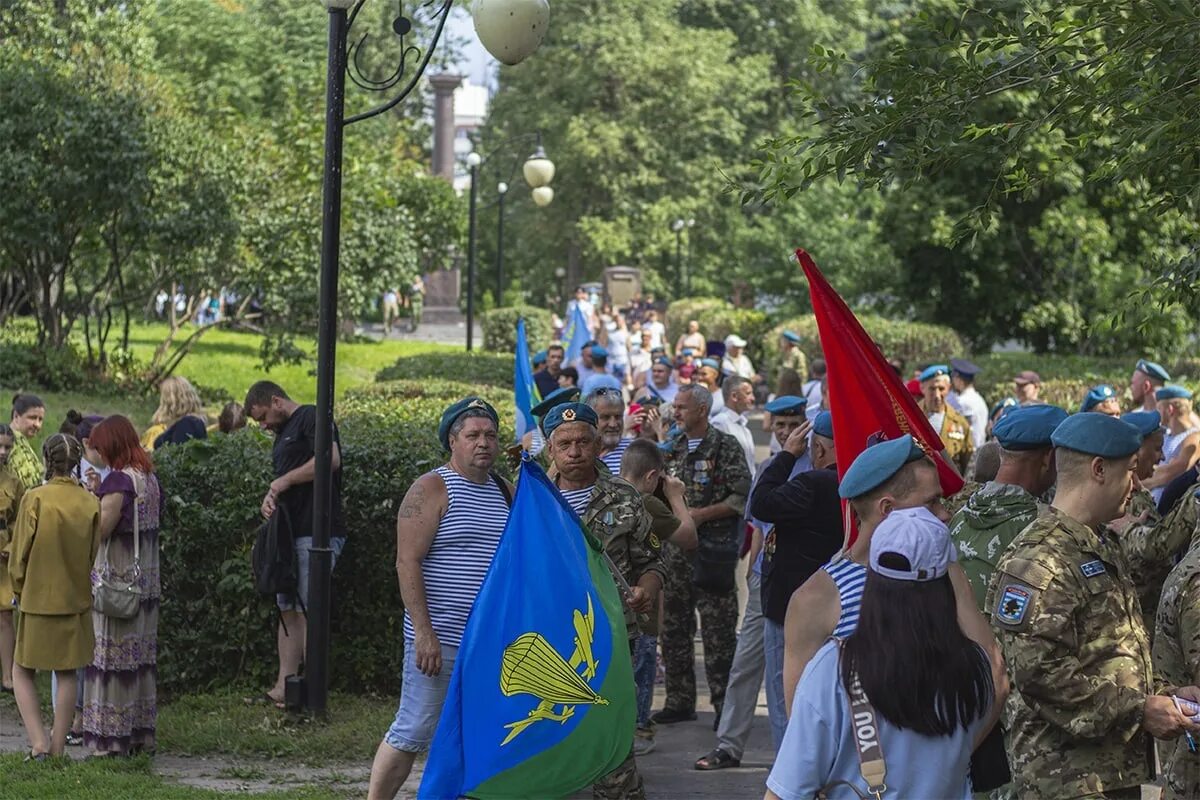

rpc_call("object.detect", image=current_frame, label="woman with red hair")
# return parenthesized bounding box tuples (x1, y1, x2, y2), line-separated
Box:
(81, 415, 162, 757)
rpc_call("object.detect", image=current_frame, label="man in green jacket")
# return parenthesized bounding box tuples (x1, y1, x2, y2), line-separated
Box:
(949, 404, 1067, 609)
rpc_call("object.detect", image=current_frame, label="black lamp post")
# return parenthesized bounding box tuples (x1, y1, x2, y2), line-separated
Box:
(670, 217, 696, 297)
(309, 0, 547, 716)
(464, 134, 555, 350)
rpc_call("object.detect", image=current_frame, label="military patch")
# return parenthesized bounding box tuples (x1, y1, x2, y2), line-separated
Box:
(995, 584, 1033, 627)
(648, 533, 660, 549)
(1079, 560, 1107, 578)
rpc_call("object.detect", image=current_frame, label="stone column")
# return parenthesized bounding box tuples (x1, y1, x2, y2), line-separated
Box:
(428, 73, 464, 181)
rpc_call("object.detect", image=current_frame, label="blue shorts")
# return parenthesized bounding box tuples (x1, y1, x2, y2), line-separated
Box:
(276, 536, 345, 611)
(384, 641, 459, 753)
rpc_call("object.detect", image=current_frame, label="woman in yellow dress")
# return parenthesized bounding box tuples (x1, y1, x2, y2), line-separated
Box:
(8, 394, 46, 492)
(9, 433, 100, 759)
(0, 423, 25, 692)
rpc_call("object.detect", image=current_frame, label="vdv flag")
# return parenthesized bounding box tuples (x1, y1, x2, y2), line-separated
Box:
(418, 458, 635, 799)
(513, 318, 538, 439)
(563, 304, 590, 364)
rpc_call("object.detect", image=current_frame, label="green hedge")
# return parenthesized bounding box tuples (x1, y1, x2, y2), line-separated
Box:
(375, 351, 512, 389)
(761, 315, 967, 377)
(665, 298, 772, 362)
(478, 306, 554, 353)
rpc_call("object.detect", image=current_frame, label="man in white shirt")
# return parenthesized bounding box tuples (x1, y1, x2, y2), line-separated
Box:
(566, 286, 598, 336)
(947, 358, 988, 450)
(711, 376, 757, 475)
(720, 335, 756, 380)
(643, 310, 666, 350)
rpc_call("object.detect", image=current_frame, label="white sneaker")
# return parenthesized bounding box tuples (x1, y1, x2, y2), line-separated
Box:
(633, 736, 656, 756)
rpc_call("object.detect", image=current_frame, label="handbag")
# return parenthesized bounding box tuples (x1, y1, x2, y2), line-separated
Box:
(815, 640, 888, 800)
(93, 471, 143, 619)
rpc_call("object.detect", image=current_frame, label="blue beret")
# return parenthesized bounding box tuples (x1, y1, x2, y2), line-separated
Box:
(582, 374, 623, 397)
(764, 395, 806, 416)
(1120, 410, 1163, 440)
(1079, 384, 1117, 413)
(699, 358, 721, 370)
(992, 405, 1068, 450)
(950, 358, 980, 378)
(839, 434, 927, 499)
(654, 356, 672, 368)
(1051, 413, 1141, 458)
(543, 402, 598, 438)
(1156, 384, 1193, 401)
(438, 397, 499, 451)
(990, 396, 1019, 420)
(584, 340, 599, 348)
(532, 386, 580, 419)
(812, 410, 834, 439)
(681, 348, 697, 356)
(918, 364, 950, 383)
(532, 349, 548, 365)
(782, 330, 802, 344)
(590, 345, 608, 359)
(1137, 358, 1171, 383)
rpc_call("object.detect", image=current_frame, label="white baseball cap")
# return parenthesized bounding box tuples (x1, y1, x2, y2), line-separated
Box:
(869, 507, 956, 582)
(724, 334, 747, 348)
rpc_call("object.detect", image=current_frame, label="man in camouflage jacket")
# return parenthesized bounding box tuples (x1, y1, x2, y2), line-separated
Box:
(987, 415, 1200, 800)
(655, 385, 751, 726)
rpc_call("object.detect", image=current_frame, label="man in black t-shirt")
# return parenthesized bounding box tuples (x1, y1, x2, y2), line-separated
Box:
(244, 380, 347, 709)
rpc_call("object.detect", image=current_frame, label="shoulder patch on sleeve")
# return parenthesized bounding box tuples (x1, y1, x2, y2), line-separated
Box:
(1079, 559, 1107, 579)
(993, 582, 1038, 631)
(1000, 556, 1054, 591)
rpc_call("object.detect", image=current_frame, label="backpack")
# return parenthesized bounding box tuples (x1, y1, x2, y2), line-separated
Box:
(252, 503, 298, 601)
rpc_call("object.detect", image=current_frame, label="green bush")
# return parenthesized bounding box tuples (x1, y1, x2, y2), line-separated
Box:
(664, 298, 771, 363)
(375, 351, 512, 388)
(760, 315, 967, 378)
(0, 328, 100, 392)
(479, 306, 554, 353)
(343, 379, 516, 424)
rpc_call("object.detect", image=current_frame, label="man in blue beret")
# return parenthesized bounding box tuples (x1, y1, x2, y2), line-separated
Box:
(779, 435, 1004, 721)
(542, 400, 665, 799)
(533, 343, 564, 398)
(948, 358, 988, 450)
(919, 364, 975, 475)
(695, 358, 726, 417)
(638, 357, 679, 405)
(1131, 358, 1171, 413)
(1080, 384, 1121, 416)
(1145, 385, 1200, 504)
(575, 340, 600, 386)
(949, 404, 1067, 610)
(776, 330, 808, 393)
(369, 397, 511, 798)
(988, 413, 1200, 799)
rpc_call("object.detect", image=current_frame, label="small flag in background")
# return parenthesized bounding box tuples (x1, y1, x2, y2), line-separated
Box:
(563, 304, 590, 365)
(513, 317, 538, 440)
(797, 248, 964, 545)
(417, 458, 635, 799)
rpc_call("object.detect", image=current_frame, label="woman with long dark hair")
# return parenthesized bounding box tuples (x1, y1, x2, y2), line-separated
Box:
(766, 508, 1005, 799)
(81, 416, 162, 757)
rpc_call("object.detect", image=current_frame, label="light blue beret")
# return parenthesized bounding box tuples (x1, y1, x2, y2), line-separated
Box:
(1051, 413, 1141, 459)
(532, 386, 580, 419)
(1156, 384, 1193, 401)
(839, 434, 927, 499)
(681, 348, 697, 356)
(764, 395, 806, 416)
(782, 330, 802, 344)
(590, 345, 608, 359)
(1137, 358, 1170, 383)
(992, 405, 1068, 450)
(918, 364, 950, 383)
(812, 410, 834, 439)
(1121, 410, 1164, 440)
(1079, 384, 1117, 413)
(543, 402, 599, 438)
(699, 358, 721, 371)
(532, 350, 548, 365)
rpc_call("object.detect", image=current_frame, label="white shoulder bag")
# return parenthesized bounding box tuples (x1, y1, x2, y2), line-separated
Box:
(92, 471, 143, 619)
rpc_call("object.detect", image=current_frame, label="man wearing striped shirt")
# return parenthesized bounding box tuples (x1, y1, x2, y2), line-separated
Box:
(368, 398, 512, 800)
(588, 388, 634, 475)
(779, 435, 1004, 719)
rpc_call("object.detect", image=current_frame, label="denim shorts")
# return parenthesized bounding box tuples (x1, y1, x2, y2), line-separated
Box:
(384, 641, 459, 753)
(276, 536, 345, 611)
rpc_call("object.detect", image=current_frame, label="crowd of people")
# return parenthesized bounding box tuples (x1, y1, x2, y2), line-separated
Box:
(13, 287, 1200, 799)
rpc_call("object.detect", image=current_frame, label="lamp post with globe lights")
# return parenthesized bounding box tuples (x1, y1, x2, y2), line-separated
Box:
(307, 0, 549, 717)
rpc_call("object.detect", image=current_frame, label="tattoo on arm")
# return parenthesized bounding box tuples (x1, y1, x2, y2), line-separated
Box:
(398, 482, 427, 520)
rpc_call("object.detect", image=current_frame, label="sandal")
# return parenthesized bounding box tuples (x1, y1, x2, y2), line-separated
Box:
(243, 693, 285, 710)
(65, 732, 84, 747)
(24, 751, 48, 763)
(694, 748, 740, 771)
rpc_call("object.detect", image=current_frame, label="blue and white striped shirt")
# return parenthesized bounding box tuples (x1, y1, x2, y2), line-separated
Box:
(403, 466, 510, 647)
(600, 437, 633, 474)
(824, 558, 866, 638)
(560, 485, 595, 516)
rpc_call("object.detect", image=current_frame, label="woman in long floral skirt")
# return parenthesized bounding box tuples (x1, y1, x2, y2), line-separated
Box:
(81, 415, 162, 757)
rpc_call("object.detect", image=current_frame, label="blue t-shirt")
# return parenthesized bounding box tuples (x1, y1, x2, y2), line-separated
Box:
(767, 639, 988, 800)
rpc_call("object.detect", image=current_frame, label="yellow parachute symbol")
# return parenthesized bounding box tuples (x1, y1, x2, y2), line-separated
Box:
(498, 594, 607, 746)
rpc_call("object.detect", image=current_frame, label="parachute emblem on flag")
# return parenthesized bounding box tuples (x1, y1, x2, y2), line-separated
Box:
(498, 594, 608, 746)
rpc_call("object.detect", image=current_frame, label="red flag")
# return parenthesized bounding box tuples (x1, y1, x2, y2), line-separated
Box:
(798, 249, 963, 545)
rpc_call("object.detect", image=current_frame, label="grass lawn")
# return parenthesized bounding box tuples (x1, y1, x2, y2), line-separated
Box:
(0, 755, 350, 800)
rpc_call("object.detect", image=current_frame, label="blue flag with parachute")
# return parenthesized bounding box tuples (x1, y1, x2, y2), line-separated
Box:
(513, 317, 538, 440)
(562, 304, 590, 364)
(417, 458, 635, 799)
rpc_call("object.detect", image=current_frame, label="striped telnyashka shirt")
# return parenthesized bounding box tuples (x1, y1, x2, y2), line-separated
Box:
(402, 466, 509, 647)
(824, 558, 867, 638)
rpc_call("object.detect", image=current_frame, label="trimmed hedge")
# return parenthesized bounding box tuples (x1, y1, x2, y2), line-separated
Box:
(375, 351, 512, 389)
(761, 315, 966, 378)
(479, 306, 554, 353)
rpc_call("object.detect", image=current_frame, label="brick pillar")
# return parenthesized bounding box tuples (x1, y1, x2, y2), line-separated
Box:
(429, 73, 464, 181)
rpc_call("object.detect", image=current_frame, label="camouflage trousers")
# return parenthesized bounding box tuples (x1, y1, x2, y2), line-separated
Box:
(593, 637, 644, 799)
(659, 542, 738, 714)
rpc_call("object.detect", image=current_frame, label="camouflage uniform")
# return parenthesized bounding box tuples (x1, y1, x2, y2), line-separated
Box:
(987, 507, 1157, 799)
(580, 466, 664, 800)
(949, 481, 1043, 610)
(935, 404, 975, 476)
(944, 480, 981, 518)
(660, 425, 751, 717)
(776, 346, 807, 387)
(1153, 504, 1200, 799)
(1122, 485, 1197, 635)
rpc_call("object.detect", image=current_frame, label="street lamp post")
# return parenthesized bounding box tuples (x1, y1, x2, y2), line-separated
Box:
(309, 0, 547, 717)
(496, 180, 508, 303)
(670, 217, 696, 297)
